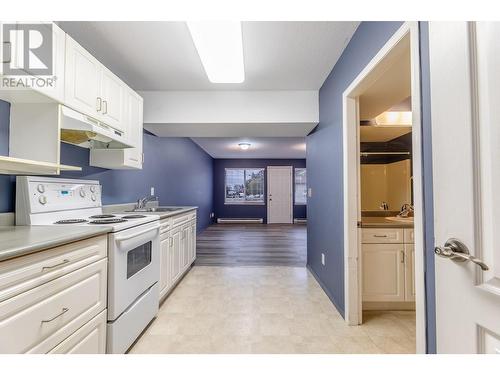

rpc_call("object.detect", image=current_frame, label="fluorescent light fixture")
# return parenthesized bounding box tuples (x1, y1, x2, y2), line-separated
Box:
(374, 111, 412, 126)
(187, 21, 245, 83)
(238, 142, 251, 150)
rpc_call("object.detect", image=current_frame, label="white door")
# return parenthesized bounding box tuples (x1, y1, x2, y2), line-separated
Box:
(267, 166, 293, 224)
(64, 35, 101, 118)
(429, 22, 500, 353)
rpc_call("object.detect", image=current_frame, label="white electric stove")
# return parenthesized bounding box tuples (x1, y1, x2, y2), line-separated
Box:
(16, 176, 161, 354)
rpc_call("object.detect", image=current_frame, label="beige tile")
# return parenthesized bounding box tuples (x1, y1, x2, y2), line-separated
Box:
(129, 266, 415, 354)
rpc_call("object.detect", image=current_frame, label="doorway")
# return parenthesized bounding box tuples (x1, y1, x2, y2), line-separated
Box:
(342, 22, 426, 353)
(267, 166, 293, 224)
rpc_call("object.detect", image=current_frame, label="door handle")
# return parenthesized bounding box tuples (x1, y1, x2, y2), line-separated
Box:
(96, 97, 102, 112)
(434, 238, 489, 271)
(103, 100, 108, 114)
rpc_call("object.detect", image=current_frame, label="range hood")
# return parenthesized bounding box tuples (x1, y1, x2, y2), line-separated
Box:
(60, 106, 132, 149)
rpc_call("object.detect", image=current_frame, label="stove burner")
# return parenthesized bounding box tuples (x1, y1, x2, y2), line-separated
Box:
(54, 219, 88, 224)
(121, 215, 147, 219)
(89, 214, 116, 219)
(88, 218, 128, 224)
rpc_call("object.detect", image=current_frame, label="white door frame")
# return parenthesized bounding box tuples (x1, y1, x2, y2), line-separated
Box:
(342, 22, 427, 353)
(267, 166, 293, 224)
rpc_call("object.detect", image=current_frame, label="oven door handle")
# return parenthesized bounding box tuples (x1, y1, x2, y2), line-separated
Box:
(114, 225, 159, 242)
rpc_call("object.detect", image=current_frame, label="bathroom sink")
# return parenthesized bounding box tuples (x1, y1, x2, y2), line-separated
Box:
(127, 207, 184, 213)
(385, 216, 414, 223)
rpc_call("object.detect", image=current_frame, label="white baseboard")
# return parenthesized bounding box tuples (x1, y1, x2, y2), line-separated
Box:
(217, 218, 263, 224)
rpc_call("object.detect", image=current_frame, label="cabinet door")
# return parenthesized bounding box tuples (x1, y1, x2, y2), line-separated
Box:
(171, 228, 182, 284)
(159, 237, 169, 297)
(362, 244, 405, 302)
(181, 226, 189, 271)
(64, 35, 101, 118)
(190, 222, 196, 263)
(101, 68, 124, 131)
(125, 89, 143, 168)
(404, 244, 415, 301)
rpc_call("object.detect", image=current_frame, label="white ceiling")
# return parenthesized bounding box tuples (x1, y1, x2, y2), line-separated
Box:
(191, 137, 306, 159)
(360, 126, 411, 142)
(359, 34, 411, 120)
(58, 21, 359, 91)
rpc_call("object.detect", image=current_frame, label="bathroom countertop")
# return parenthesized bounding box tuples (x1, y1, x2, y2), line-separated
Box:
(0, 226, 111, 262)
(360, 216, 414, 228)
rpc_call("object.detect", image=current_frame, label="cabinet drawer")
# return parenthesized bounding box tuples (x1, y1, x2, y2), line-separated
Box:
(0, 259, 107, 354)
(362, 228, 404, 244)
(172, 213, 191, 228)
(159, 218, 173, 235)
(0, 235, 107, 302)
(404, 228, 415, 243)
(48, 310, 107, 354)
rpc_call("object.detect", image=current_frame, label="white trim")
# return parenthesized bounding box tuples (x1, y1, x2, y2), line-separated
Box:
(267, 166, 293, 224)
(342, 22, 427, 354)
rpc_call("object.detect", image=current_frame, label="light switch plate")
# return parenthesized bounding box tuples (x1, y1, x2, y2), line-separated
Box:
(150, 187, 155, 196)
(308, 188, 312, 198)
(321, 253, 325, 266)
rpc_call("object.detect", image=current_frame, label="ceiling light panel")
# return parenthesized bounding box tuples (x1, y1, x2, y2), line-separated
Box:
(187, 21, 245, 83)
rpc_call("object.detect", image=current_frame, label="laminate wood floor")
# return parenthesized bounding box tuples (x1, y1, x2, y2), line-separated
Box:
(194, 224, 307, 267)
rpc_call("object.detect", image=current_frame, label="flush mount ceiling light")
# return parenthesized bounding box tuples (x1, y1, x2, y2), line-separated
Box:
(238, 142, 251, 150)
(187, 21, 245, 83)
(374, 111, 412, 126)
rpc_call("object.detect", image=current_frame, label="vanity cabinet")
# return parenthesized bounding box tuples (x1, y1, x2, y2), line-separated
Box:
(0, 235, 108, 354)
(362, 227, 414, 302)
(158, 210, 197, 301)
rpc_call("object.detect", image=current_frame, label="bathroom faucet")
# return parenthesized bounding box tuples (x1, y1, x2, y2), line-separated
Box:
(399, 203, 414, 217)
(380, 202, 389, 211)
(136, 195, 159, 209)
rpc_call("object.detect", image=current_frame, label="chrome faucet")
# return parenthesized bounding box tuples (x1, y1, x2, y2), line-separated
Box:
(380, 202, 389, 211)
(135, 195, 159, 210)
(399, 203, 414, 217)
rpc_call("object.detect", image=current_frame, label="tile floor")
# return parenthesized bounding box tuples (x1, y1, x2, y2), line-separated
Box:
(130, 266, 415, 354)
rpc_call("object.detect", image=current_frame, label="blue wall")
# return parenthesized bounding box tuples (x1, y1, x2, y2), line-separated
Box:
(213, 159, 306, 223)
(306, 21, 404, 315)
(419, 21, 436, 353)
(0, 100, 214, 233)
(307, 21, 436, 353)
(0, 100, 15, 213)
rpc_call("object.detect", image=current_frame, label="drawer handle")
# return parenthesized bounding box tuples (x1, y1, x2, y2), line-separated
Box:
(373, 235, 388, 238)
(42, 259, 70, 271)
(41, 307, 69, 323)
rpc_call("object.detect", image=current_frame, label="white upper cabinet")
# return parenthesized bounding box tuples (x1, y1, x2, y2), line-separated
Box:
(100, 68, 124, 131)
(64, 35, 101, 119)
(65, 34, 127, 133)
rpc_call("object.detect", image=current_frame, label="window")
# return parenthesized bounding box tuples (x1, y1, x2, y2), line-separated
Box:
(295, 168, 307, 205)
(225, 168, 265, 204)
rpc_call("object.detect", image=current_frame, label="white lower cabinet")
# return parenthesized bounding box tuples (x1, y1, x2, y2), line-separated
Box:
(49, 310, 107, 354)
(362, 228, 414, 303)
(158, 210, 197, 301)
(362, 244, 406, 302)
(0, 235, 107, 354)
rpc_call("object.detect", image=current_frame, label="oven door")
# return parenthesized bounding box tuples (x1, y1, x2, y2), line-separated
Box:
(107, 220, 160, 320)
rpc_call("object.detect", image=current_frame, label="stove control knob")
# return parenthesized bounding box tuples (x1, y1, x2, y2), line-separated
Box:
(91, 194, 96, 202)
(79, 188, 86, 198)
(90, 186, 96, 193)
(38, 195, 47, 205)
(37, 184, 45, 193)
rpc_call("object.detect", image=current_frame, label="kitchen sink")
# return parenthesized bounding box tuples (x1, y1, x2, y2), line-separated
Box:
(385, 216, 414, 223)
(126, 207, 184, 213)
